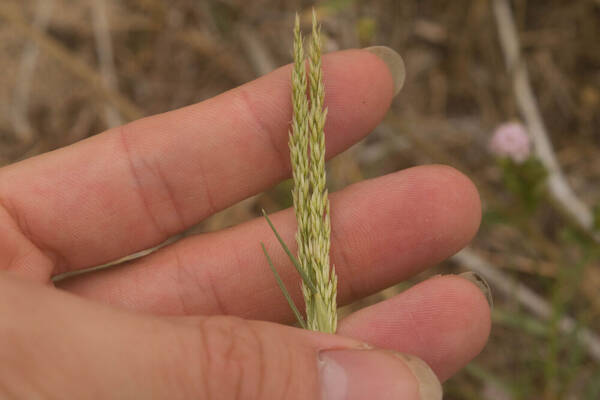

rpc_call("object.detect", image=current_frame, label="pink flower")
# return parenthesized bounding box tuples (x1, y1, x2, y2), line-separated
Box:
(489, 122, 531, 163)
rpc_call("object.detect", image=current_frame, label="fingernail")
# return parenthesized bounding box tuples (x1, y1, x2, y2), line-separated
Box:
(459, 271, 493, 308)
(319, 349, 442, 400)
(364, 46, 406, 96)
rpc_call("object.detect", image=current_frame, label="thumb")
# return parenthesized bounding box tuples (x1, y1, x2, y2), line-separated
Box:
(0, 272, 441, 399)
(167, 316, 443, 400)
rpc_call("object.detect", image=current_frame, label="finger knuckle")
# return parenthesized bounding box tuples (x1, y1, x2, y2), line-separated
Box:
(197, 316, 272, 400)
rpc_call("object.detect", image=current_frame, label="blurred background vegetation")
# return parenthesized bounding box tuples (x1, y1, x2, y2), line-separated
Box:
(0, 0, 599, 398)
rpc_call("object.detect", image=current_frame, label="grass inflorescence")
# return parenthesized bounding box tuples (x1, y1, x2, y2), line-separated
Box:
(260, 11, 337, 334)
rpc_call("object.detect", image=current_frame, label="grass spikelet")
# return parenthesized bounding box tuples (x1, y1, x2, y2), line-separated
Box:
(262, 11, 337, 334)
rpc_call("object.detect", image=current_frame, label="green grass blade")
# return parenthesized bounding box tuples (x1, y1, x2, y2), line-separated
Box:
(261, 242, 307, 329)
(261, 209, 317, 293)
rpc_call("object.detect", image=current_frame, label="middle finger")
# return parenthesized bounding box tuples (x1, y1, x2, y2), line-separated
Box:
(58, 166, 481, 320)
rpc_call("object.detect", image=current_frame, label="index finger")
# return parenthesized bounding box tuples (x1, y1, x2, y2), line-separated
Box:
(0, 49, 399, 276)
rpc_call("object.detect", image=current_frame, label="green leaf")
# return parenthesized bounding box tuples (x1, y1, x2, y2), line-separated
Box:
(260, 242, 306, 329)
(261, 209, 317, 293)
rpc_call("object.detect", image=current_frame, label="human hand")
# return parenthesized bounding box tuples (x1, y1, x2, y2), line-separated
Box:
(0, 48, 490, 399)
